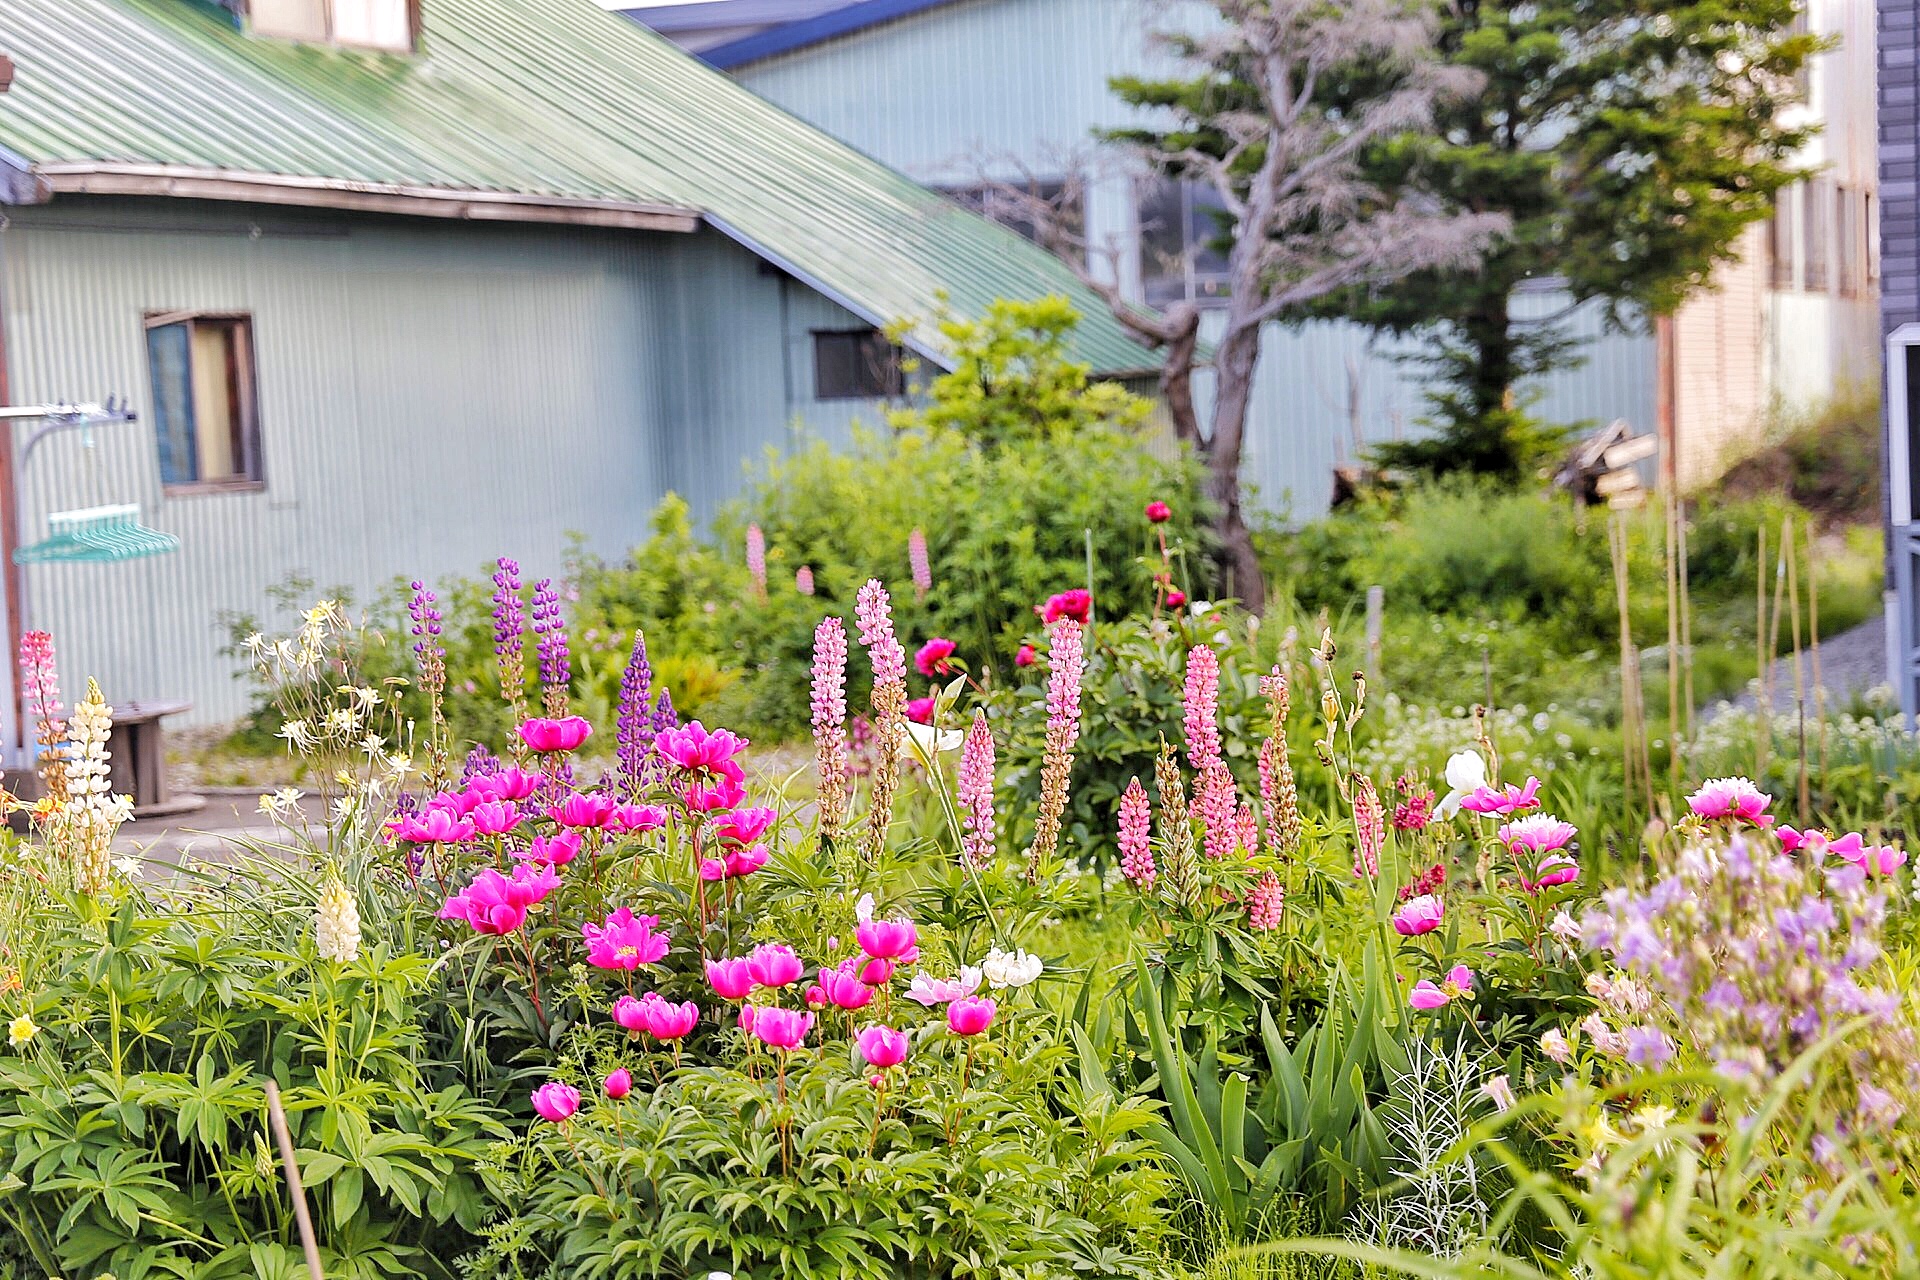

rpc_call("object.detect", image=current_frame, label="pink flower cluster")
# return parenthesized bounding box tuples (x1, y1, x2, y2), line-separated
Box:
(1182, 646, 1222, 769)
(1041, 589, 1091, 626)
(1118, 778, 1155, 889)
(1459, 776, 1541, 817)
(1686, 776, 1773, 826)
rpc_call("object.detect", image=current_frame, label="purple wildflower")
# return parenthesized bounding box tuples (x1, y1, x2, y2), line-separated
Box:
(615, 631, 656, 797)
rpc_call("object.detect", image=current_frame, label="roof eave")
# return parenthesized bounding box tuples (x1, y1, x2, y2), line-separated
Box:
(703, 0, 960, 70)
(19, 162, 702, 231)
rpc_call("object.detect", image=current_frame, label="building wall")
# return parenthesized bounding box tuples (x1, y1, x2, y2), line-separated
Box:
(0, 197, 867, 723)
(735, 0, 1660, 517)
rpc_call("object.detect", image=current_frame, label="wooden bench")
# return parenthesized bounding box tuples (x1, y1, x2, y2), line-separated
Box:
(105, 699, 205, 818)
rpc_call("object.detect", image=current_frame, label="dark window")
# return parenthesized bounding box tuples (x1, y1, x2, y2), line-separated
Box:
(145, 312, 263, 490)
(1837, 184, 1861, 297)
(1767, 186, 1797, 289)
(250, 0, 414, 50)
(940, 179, 1084, 260)
(1138, 177, 1231, 307)
(1803, 177, 1832, 292)
(813, 329, 906, 400)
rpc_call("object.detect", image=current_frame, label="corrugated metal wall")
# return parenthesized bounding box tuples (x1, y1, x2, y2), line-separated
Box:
(736, 0, 1662, 518)
(0, 198, 857, 722)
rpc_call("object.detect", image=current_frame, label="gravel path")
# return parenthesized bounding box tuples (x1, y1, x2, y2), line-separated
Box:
(1716, 618, 1891, 716)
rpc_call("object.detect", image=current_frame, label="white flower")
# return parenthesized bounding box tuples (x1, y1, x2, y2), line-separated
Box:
(277, 719, 314, 751)
(315, 877, 362, 964)
(1479, 1073, 1516, 1113)
(980, 946, 1043, 989)
(113, 855, 140, 879)
(899, 719, 964, 762)
(1548, 910, 1582, 945)
(1433, 749, 1486, 819)
(855, 892, 875, 924)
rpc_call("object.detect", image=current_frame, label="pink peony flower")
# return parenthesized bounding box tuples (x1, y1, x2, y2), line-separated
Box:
(946, 995, 997, 1036)
(520, 716, 592, 754)
(1408, 964, 1476, 1011)
(582, 908, 670, 970)
(699, 844, 771, 881)
(705, 956, 755, 1000)
(438, 863, 559, 936)
(552, 792, 619, 830)
(715, 806, 777, 846)
(1459, 777, 1542, 817)
(818, 964, 874, 1010)
(682, 775, 747, 813)
(467, 800, 521, 837)
(474, 768, 544, 802)
(1517, 852, 1580, 894)
(747, 943, 805, 989)
(408, 808, 476, 844)
(805, 983, 827, 1009)
(522, 831, 582, 867)
(856, 1024, 910, 1069)
(530, 1082, 581, 1123)
(905, 970, 980, 1006)
(1164, 588, 1187, 608)
(609, 803, 669, 835)
(657, 720, 749, 785)
(1014, 644, 1037, 668)
(639, 994, 698, 1039)
(1392, 894, 1444, 936)
(905, 696, 935, 724)
(1778, 826, 1866, 860)
(611, 995, 648, 1032)
(858, 957, 895, 986)
(1686, 776, 1773, 825)
(1041, 589, 1091, 625)
(1498, 814, 1578, 855)
(1145, 500, 1172, 523)
(857, 918, 918, 961)
(603, 1069, 632, 1100)
(748, 1006, 813, 1050)
(915, 638, 958, 678)
(1843, 842, 1908, 875)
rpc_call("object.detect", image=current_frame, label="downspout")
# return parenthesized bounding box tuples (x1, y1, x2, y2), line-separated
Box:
(0, 213, 25, 757)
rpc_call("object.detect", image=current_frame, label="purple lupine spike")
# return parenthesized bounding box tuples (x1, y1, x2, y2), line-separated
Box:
(492, 558, 527, 714)
(460, 744, 501, 786)
(651, 688, 678, 735)
(616, 630, 656, 797)
(531, 577, 570, 715)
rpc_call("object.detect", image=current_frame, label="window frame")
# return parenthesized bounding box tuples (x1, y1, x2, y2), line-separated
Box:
(1767, 185, 1799, 290)
(246, 0, 420, 53)
(810, 328, 908, 401)
(1136, 176, 1232, 308)
(143, 310, 267, 496)
(1803, 176, 1833, 293)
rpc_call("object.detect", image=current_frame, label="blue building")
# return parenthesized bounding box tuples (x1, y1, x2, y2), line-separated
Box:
(0, 0, 1153, 732)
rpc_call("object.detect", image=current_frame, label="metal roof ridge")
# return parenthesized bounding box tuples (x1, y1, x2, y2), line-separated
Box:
(28, 161, 702, 230)
(703, 0, 962, 69)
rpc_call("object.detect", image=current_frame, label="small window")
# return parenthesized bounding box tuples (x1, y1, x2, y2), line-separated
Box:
(1867, 191, 1881, 285)
(1138, 178, 1231, 307)
(941, 179, 1085, 261)
(812, 329, 906, 400)
(145, 312, 264, 491)
(1803, 176, 1832, 292)
(250, 0, 415, 51)
(1767, 186, 1797, 289)
(1837, 184, 1861, 297)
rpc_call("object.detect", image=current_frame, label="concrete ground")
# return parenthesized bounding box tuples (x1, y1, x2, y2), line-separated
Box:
(113, 787, 324, 872)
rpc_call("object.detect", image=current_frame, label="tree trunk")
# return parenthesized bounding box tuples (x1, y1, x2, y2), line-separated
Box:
(1158, 305, 1204, 447)
(1463, 292, 1515, 442)
(1205, 316, 1267, 614)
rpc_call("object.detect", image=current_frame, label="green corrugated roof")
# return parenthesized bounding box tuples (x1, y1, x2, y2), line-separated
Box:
(0, 0, 1159, 374)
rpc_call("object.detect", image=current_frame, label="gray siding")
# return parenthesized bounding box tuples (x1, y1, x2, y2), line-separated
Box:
(1883, 0, 1920, 335)
(0, 198, 863, 723)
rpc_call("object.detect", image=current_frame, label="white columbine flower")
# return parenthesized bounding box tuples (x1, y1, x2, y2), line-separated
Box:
(1479, 1073, 1517, 1114)
(855, 892, 875, 924)
(315, 876, 362, 964)
(980, 946, 1044, 989)
(899, 719, 965, 762)
(1433, 749, 1486, 819)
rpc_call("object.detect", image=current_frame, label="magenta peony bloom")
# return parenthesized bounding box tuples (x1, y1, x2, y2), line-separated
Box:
(714, 806, 776, 846)
(682, 774, 747, 813)
(1518, 852, 1580, 893)
(639, 994, 699, 1039)
(1686, 776, 1773, 825)
(946, 995, 997, 1036)
(1408, 981, 1451, 1010)
(522, 831, 582, 867)
(856, 1025, 910, 1069)
(609, 803, 669, 834)
(657, 720, 749, 785)
(603, 1069, 632, 1100)
(438, 863, 559, 936)
(747, 943, 805, 989)
(1392, 894, 1444, 936)
(1498, 814, 1578, 854)
(805, 983, 827, 1009)
(905, 970, 980, 1006)
(530, 1081, 580, 1123)
(858, 957, 895, 986)
(467, 800, 521, 837)
(1014, 644, 1037, 668)
(552, 792, 619, 829)
(905, 696, 935, 724)
(611, 995, 648, 1032)
(1145, 500, 1172, 523)
(915, 638, 958, 678)
(1778, 825, 1866, 860)
(582, 908, 670, 970)
(1844, 842, 1908, 875)
(705, 956, 755, 1000)
(748, 1005, 813, 1050)
(856, 918, 918, 961)
(819, 963, 874, 1010)
(520, 716, 592, 754)
(1165, 588, 1187, 608)
(1459, 776, 1542, 817)
(1042, 589, 1091, 625)
(408, 808, 476, 844)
